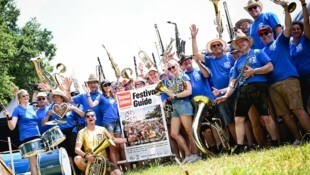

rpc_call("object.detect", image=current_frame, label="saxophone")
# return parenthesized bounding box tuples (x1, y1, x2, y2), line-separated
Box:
(102, 44, 121, 81)
(85, 137, 115, 175)
(30, 57, 57, 89)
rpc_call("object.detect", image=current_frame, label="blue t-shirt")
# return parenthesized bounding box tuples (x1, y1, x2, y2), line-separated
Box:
(232, 49, 271, 86)
(185, 68, 215, 100)
(47, 103, 77, 132)
(73, 92, 103, 126)
(36, 106, 51, 134)
(71, 104, 86, 128)
(203, 54, 235, 89)
(290, 35, 310, 77)
(250, 12, 281, 49)
(262, 33, 299, 83)
(12, 105, 40, 141)
(97, 95, 120, 125)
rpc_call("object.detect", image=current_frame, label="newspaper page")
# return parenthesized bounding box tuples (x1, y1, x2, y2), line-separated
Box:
(116, 84, 172, 162)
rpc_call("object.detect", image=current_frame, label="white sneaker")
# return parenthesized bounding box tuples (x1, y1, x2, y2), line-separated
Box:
(182, 155, 192, 164)
(293, 139, 301, 146)
(182, 154, 199, 164)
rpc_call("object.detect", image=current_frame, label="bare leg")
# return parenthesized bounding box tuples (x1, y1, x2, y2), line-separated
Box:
(170, 117, 191, 156)
(235, 117, 245, 145)
(244, 119, 255, 146)
(248, 105, 266, 146)
(292, 109, 310, 133)
(28, 156, 38, 175)
(261, 115, 278, 141)
(180, 115, 198, 155)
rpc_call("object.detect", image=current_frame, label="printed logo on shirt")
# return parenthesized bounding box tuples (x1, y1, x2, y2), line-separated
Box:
(296, 43, 302, 53)
(224, 61, 231, 69)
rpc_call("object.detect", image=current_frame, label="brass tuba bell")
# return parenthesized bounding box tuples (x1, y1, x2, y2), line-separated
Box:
(121, 68, 133, 79)
(270, 0, 296, 13)
(138, 49, 155, 69)
(192, 95, 215, 157)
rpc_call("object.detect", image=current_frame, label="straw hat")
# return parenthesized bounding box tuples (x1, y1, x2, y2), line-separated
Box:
(135, 77, 146, 85)
(244, 0, 263, 11)
(206, 39, 227, 53)
(37, 92, 47, 97)
(86, 74, 99, 83)
(52, 89, 68, 102)
(231, 32, 254, 50)
(235, 18, 253, 28)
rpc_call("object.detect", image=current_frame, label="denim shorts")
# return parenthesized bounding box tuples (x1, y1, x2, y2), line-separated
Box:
(103, 120, 122, 134)
(171, 100, 194, 117)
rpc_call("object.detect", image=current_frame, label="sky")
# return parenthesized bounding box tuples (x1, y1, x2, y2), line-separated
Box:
(14, 0, 301, 87)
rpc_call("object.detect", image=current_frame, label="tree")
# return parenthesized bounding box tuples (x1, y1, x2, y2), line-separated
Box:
(0, 0, 56, 105)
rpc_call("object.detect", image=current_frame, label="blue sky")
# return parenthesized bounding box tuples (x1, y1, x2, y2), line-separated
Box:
(15, 0, 301, 87)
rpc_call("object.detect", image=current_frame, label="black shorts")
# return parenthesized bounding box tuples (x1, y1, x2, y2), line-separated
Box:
(235, 82, 270, 117)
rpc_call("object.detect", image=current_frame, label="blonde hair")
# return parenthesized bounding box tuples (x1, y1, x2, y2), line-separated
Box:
(16, 89, 29, 104)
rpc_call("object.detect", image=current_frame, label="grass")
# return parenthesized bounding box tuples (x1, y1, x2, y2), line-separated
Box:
(126, 143, 310, 175)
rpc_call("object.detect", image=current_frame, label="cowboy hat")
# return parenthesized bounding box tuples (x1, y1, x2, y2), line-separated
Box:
(52, 89, 68, 102)
(235, 18, 253, 28)
(178, 54, 192, 65)
(231, 32, 254, 50)
(86, 74, 99, 83)
(244, 0, 263, 11)
(206, 39, 227, 53)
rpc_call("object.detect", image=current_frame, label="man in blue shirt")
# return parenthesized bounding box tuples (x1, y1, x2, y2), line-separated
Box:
(215, 34, 278, 153)
(259, 3, 310, 145)
(244, 0, 282, 49)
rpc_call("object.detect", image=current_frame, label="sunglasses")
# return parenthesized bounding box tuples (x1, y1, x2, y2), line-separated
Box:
(211, 44, 222, 48)
(167, 66, 176, 71)
(37, 97, 46, 101)
(86, 114, 95, 118)
(21, 94, 29, 98)
(103, 83, 111, 87)
(259, 31, 271, 37)
(248, 6, 258, 11)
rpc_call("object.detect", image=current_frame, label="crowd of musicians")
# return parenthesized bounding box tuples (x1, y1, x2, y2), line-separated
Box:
(2, 0, 310, 174)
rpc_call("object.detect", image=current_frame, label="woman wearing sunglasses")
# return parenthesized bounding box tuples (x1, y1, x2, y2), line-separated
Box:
(84, 79, 124, 166)
(3, 89, 41, 175)
(164, 59, 199, 164)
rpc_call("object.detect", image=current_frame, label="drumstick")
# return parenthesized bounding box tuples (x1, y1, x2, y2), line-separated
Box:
(174, 157, 189, 175)
(8, 137, 14, 175)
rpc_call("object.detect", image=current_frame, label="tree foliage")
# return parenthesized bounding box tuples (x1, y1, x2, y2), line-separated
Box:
(0, 0, 56, 105)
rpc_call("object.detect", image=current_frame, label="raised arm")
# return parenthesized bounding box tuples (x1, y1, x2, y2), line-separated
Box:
(301, 0, 310, 38)
(282, 3, 292, 37)
(190, 24, 206, 62)
(193, 56, 210, 78)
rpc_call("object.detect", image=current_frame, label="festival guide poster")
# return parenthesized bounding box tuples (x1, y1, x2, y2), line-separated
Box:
(116, 84, 172, 162)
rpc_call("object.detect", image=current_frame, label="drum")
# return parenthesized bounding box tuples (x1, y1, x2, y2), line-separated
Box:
(37, 147, 71, 175)
(0, 150, 30, 174)
(18, 138, 45, 158)
(42, 126, 66, 148)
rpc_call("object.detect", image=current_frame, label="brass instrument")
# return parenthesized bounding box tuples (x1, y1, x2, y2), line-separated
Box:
(96, 57, 106, 82)
(270, 0, 296, 13)
(211, 0, 224, 39)
(155, 81, 171, 96)
(85, 137, 116, 175)
(133, 56, 138, 78)
(223, 1, 234, 41)
(30, 57, 57, 89)
(154, 24, 165, 57)
(71, 69, 80, 93)
(102, 44, 121, 81)
(192, 96, 215, 157)
(167, 21, 186, 58)
(138, 49, 155, 69)
(210, 118, 230, 150)
(162, 37, 175, 65)
(121, 68, 133, 79)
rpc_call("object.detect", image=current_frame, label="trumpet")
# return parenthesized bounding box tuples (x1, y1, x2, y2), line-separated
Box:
(138, 49, 155, 69)
(270, 0, 296, 13)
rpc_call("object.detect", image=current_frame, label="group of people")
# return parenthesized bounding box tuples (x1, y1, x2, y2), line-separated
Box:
(2, 0, 310, 174)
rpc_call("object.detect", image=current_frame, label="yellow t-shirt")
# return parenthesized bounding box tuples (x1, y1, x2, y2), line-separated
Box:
(76, 126, 111, 158)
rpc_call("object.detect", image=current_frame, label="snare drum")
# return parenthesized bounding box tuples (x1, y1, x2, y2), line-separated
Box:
(42, 126, 66, 148)
(18, 138, 45, 158)
(37, 148, 71, 175)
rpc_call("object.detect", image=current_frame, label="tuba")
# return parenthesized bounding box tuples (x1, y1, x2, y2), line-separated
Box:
(138, 50, 155, 69)
(270, 0, 296, 13)
(85, 137, 115, 175)
(210, 118, 231, 151)
(30, 57, 58, 89)
(192, 96, 215, 157)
